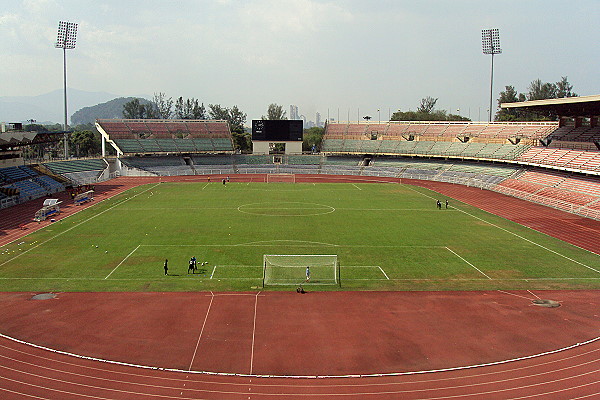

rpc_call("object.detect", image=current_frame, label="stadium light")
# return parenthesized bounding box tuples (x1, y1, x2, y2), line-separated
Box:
(482, 28, 501, 122)
(55, 21, 78, 158)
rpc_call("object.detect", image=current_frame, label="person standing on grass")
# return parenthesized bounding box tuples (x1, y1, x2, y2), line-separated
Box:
(164, 259, 169, 275)
(306, 266, 310, 282)
(445, 200, 449, 209)
(436, 200, 441, 209)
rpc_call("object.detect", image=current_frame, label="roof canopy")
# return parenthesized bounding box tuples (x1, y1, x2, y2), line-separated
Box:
(501, 95, 600, 117)
(0, 131, 64, 151)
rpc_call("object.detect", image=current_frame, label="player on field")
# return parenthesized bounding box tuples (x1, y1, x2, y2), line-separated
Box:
(306, 266, 310, 282)
(164, 259, 169, 275)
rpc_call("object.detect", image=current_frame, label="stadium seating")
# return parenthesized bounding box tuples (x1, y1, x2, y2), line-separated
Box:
(43, 159, 108, 175)
(96, 119, 234, 155)
(517, 147, 600, 173)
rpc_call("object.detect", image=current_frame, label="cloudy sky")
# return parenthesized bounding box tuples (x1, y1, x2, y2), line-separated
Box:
(1, 0, 598, 123)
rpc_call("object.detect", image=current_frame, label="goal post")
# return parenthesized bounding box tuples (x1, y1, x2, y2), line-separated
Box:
(263, 254, 340, 287)
(266, 174, 296, 183)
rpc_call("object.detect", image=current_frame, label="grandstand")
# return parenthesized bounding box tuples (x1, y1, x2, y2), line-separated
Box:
(42, 159, 109, 185)
(0, 165, 65, 208)
(2, 96, 600, 220)
(95, 119, 234, 156)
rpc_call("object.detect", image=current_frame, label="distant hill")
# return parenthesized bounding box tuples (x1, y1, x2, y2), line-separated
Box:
(0, 88, 118, 124)
(71, 97, 153, 126)
(0, 89, 150, 124)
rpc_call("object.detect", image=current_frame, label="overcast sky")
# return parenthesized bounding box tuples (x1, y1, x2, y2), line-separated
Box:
(1, 0, 599, 123)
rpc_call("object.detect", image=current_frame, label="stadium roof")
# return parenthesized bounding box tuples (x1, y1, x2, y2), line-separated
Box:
(0, 131, 64, 151)
(500, 94, 600, 117)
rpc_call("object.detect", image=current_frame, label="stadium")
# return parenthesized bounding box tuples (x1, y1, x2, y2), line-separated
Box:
(0, 92, 599, 398)
(1, 2, 599, 395)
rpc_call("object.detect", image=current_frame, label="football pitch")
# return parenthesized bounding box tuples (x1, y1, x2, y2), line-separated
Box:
(1, 181, 599, 292)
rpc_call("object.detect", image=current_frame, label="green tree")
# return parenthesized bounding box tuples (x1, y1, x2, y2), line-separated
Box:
(122, 98, 153, 119)
(70, 129, 100, 157)
(227, 105, 247, 134)
(417, 96, 438, 113)
(261, 103, 287, 120)
(208, 104, 246, 134)
(496, 85, 528, 121)
(556, 76, 577, 98)
(152, 92, 173, 119)
(174, 97, 206, 119)
(527, 79, 557, 101)
(207, 104, 229, 120)
(302, 126, 324, 152)
(231, 130, 252, 152)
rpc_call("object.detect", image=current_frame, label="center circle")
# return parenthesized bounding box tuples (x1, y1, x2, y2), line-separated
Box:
(237, 202, 335, 216)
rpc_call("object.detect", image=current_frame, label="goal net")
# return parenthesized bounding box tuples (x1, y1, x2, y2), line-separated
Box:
(267, 174, 295, 183)
(263, 254, 339, 286)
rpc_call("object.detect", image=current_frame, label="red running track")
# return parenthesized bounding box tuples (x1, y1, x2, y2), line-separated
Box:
(0, 290, 599, 399)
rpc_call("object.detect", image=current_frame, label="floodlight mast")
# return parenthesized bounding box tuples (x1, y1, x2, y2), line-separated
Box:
(482, 28, 501, 122)
(55, 21, 78, 158)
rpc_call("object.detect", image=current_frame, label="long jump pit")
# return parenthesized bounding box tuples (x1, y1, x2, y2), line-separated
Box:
(0, 290, 598, 399)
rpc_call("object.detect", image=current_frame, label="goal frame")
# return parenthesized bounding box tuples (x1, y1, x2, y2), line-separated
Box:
(262, 254, 341, 287)
(266, 173, 296, 183)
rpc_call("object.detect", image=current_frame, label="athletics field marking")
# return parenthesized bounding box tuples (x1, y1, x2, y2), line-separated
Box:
(0, 183, 161, 269)
(445, 246, 492, 280)
(403, 184, 600, 275)
(104, 245, 141, 280)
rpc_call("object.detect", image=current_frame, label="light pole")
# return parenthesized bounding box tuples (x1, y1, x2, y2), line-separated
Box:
(55, 21, 78, 158)
(482, 28, 501, 122)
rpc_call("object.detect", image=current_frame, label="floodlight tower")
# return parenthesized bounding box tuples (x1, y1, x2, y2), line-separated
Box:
(482, 28, 501, 122)
(55, 21, 78, 158)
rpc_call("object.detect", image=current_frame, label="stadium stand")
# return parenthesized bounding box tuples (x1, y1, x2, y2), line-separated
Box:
(96, 119, 234, 155)
(0, 165, 65, 205)
(42, 159, 108, 185)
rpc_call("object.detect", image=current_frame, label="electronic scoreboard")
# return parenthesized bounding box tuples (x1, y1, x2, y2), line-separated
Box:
(252, 120, 303, 141)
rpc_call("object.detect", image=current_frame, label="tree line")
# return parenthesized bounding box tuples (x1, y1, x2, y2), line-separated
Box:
(496, 76, 577, 121)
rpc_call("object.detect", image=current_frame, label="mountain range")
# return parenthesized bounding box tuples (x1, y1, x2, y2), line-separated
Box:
(0, 89, 149, 125)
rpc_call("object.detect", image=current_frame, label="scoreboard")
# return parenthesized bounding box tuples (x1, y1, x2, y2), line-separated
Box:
(252, 120, 303, 141)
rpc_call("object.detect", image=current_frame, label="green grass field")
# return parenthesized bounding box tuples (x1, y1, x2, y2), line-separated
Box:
(1, 181, 599, 292)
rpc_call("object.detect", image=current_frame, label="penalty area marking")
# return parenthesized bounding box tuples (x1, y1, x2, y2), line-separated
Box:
(104, 245, 141, 280)
(445, 246, 492, 280)
(378, 266, 390, 280)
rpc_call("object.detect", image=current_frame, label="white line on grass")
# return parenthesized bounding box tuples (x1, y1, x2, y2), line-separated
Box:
(249, 291, 261, 375)
(352, 183, 362, 191)
(445, 246, 492, 280)
(378, 266, 390, 280)
(1, 276, 599, 281)
(140, 242, 447, 249)
(188, 291, 214, 371)
(104, 245, 140, 280)
(403, 184, 600, 275)
(209, 266, 216, 279)
(0, 183, 161, 269)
